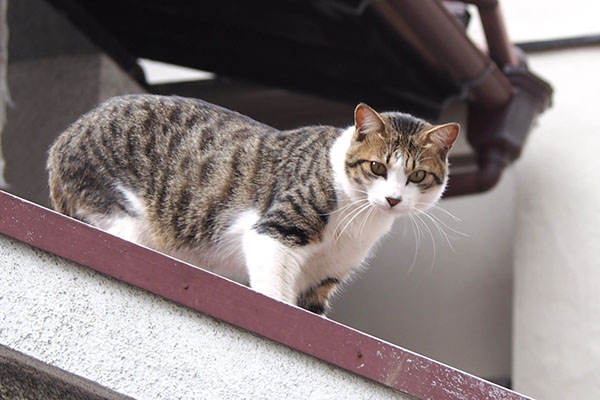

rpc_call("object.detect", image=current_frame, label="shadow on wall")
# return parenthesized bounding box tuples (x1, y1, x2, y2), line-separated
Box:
(2, 0, 145, 207)
(330, 170, 516, 381)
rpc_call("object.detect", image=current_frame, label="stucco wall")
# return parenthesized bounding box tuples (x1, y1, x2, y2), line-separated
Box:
(461, 0, 600, 397)
(511, 47, 600, 399)
(0, 233, 411, 400)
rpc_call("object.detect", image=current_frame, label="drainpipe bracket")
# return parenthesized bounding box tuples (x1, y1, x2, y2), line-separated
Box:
(467, 67, 553, 162)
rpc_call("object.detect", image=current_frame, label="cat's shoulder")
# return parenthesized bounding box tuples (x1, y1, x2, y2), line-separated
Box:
(98, 94, 272, 127)
(98, 93, 212, 110)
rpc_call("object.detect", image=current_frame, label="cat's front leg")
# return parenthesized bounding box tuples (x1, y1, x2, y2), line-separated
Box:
(296, 277, 340, 315)
(242, 229, 305, 304)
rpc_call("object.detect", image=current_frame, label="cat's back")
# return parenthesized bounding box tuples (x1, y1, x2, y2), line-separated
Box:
(51, 94, 273, 149)
(48, 94, 343, 256)
(46, 94, 275, 216)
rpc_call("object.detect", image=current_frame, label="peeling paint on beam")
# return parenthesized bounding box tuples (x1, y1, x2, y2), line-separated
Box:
(0, 190, 532, 400)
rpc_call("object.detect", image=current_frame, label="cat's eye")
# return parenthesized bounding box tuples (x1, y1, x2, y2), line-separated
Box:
(370, 161, 387, 177)
(408, 170, 427, 183)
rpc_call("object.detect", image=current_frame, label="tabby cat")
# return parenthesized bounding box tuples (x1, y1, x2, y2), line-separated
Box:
(47, 95, 458, 315)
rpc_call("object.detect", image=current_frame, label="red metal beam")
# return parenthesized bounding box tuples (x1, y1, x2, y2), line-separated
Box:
(0, 190, 532, 399)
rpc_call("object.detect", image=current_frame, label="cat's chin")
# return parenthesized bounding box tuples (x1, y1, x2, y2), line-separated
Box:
(371, 202, 414, 217)
(386, 203, 435, 218)
(391, 207, 418, 217)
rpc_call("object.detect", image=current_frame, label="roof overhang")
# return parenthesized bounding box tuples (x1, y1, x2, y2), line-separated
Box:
(47, 0, 553, 196)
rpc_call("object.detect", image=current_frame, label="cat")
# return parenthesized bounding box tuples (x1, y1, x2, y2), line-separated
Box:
(47, 94, 459, 315)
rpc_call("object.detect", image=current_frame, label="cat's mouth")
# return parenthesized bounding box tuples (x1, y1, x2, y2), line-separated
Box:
(371, 198, 410, 215)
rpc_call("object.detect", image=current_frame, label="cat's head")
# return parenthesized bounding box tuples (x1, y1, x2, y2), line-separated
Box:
(343, 103, 459, 215)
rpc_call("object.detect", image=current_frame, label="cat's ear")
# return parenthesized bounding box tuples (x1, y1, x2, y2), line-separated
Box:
(425, 123, 460, 152)
(354, 103, 385, 142)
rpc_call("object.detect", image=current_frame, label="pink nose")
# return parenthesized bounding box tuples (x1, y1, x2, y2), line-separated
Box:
(386, 197, 401, 207)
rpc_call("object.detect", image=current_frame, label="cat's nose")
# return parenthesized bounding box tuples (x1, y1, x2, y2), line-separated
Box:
(386, 197, 401, 207)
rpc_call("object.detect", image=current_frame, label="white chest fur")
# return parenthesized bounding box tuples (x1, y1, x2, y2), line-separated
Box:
(297, 203, 395, 291)
(291, 126, 397, 291)
(209, 200, 394, 298)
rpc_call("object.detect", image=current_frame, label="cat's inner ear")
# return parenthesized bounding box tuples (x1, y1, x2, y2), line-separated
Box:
(354, 103, 385, 142)
(425, 123, 460, 151)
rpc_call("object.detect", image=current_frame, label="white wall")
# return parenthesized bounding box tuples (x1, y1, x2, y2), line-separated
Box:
(467, 1, 600, 398)
(512, 47, 600, 399)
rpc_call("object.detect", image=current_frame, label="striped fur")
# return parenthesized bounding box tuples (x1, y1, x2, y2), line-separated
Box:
(47, 95, 458, 315)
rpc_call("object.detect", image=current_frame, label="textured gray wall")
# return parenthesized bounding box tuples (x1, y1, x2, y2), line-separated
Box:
(3, 0, 144, 207)
(0, 233, 413, 399)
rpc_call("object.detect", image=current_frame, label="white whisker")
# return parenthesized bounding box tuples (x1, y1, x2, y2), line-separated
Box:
(348, 188, 370, 196)
(414, 204, 467, 239)
(412, 211, 437, 272)
(321, 197, 368, 216)
(415, 208, 457, 252)
(417, 202, 463, 223)
(400, 215, 409, 238)
(406, 214, 420, 274)
(333, 200, 370, 241)
(358, 205, 376, 242)
(337, 202, 372, 240)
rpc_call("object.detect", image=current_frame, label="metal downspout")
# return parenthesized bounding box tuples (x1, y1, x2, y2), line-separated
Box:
(371, 0, 552, 197)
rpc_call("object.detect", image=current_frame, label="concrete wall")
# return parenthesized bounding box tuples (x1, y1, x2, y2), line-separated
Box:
(0, 232, 411, 400)
(3, 0, 144, 207)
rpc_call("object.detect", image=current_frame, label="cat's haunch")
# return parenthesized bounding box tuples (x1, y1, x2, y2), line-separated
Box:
(47, 95, 458, 315)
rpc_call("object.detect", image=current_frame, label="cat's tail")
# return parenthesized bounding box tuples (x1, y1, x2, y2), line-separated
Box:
(48, 173, 69, 215)
(47, 169, 67, 216)
(47, 141, 75, 216)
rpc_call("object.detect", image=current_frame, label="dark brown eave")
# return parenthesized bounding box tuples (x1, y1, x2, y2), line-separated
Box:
(43, 0, 553, 197)
(0, 190, 532, 400)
